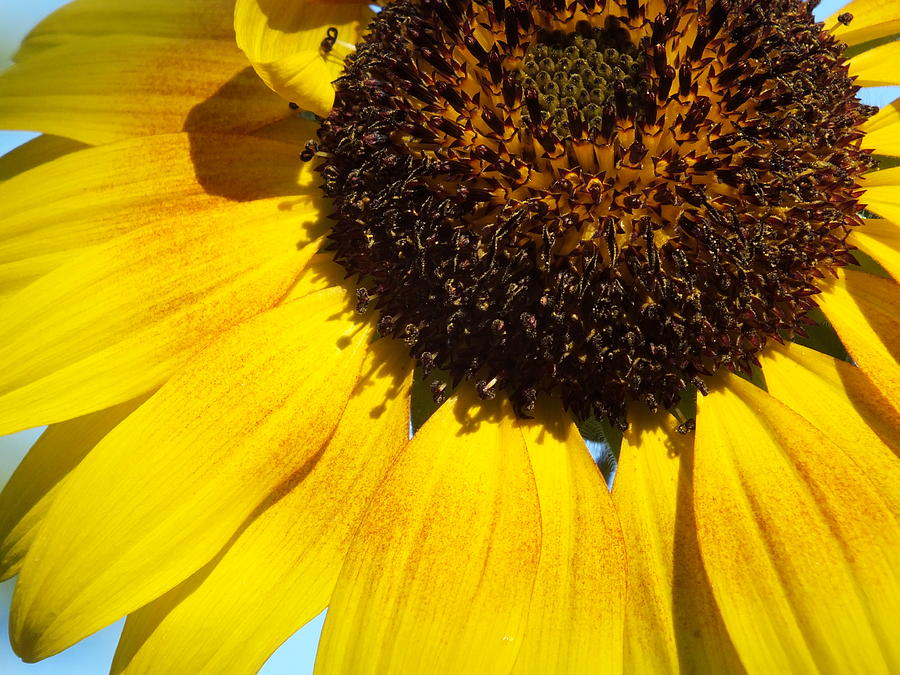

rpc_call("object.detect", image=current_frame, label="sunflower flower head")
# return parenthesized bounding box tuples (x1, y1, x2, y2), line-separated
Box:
(0, 0, 899, 673)
(315, 0, 876, 426)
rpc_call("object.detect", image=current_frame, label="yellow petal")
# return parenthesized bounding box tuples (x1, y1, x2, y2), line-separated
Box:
(761, 342, 900, 515)
(613, 409, 742, 673)
(0, 283, 21, 307)
(861, 165, 900, 188)
(0, 397, 148, 581)
(283, 253, 348, 302)
(862, 98, 900, 157)
(852, 218, 900, 282)
(765, 341, 900, 456)
(861, 166, 900, 224)
(695, 374, 900, 673)
(15, 0, 235, 61)
(1, 131, 316, 308)
(825, 0, 900, 47)
(848, 40, 900, 86)
(0, 203, 324, 435)
(817, 270, 900, 412)
(0, 135, 88, 183)
(234, 0, 374, 116)
(0, 36, 289, 145)
(10, 289, 370, 661)
(511, 400, 625, 674)
(864, 97, 900, 132)
(111, 340, 413, 674)
(245, 114, 321, 144)
(315, 392, 542, 674)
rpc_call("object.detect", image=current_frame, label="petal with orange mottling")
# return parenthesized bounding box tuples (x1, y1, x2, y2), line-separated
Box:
(0, 133, 316, 298)
(761, 342, 900, 515)
(10, 290, 370, 662)
(315, 392, 542, 674)
(14, 0, 235, 62)
(0, 205, 324, 435)
(695, 374, 900, 672)
(0, 36, 289, 144)
(614, 409, 742, 673)
(110, 340, 412, 674)
(511, 400, 625, 675)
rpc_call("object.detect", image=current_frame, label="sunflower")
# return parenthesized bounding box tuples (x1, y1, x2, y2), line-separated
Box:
(1, 0, 899, 672)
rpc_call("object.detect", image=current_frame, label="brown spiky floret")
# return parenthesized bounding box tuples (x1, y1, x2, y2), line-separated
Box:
(314, 0, 875, 427)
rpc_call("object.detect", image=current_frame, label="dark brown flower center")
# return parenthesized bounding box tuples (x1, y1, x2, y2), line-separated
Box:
(312, 0, 875, 428)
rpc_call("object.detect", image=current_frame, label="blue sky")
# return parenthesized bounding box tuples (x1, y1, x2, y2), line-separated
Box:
(0, 0, 898, 672)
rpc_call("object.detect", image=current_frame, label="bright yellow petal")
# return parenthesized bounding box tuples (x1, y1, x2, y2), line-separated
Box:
(0, 135, 88, 183)
(511, 400, 625, 675)
(15, 0, 235, 61)
(283, 253, 347, 301)
(0, 36, 289, 144)
(817, 270, 900, 411)
(862, 98, 900, 156)
(861, 166, 900, 223)
(865, 97, 900, 132)
(0, 283, 21, 307)
(765, 341, 900, 456)
(848, 40, 900, 86)
(0, 397, 148, 582)
(0, 132, 315, 304)
(111, 340, 413, 674)
(861, 165, 900, 187)
(853, 218, 900, 282)
(825, 0, 900, 46)
(10, 289, 370, 661)
(695, 374, 900, 673)
(315, 392, 542, 674)
(614, 409, 742, 673)
(0, 202, 323, 435)
(761, 342, 900, 514)
(234, 0, 374, 116)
